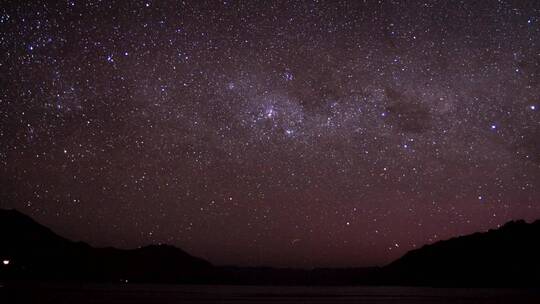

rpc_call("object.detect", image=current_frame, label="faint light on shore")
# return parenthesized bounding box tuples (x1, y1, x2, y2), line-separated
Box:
(2, 260, 9, 265)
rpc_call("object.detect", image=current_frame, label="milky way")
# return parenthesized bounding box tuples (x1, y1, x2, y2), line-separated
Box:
(1, 1, 539, 267)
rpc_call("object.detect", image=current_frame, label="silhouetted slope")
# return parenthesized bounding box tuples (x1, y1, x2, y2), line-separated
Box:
(0, 209, 211, 282)
(384, 220, 540, 286)
(2, 208, 540, 286)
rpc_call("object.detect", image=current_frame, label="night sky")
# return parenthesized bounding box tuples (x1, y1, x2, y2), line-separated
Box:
(1, 0, 539, 268)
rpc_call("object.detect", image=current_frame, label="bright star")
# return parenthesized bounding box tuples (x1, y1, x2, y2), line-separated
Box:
(265, 107, 276, 118)
(283, 72, 294, 81)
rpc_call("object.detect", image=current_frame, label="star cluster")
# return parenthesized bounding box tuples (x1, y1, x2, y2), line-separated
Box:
(1, 0, 539, 267)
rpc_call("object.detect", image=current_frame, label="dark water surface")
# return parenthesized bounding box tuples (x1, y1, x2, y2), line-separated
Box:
(1, 284, 539, 303)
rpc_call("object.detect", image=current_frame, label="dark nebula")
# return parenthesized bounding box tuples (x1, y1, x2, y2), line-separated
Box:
(0, 0, 539, 268)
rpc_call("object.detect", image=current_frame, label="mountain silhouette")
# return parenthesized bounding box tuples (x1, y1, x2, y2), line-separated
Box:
(1, 208, 539, 286)
(385, 220, 540, 287)
(0, 209, 211, 283)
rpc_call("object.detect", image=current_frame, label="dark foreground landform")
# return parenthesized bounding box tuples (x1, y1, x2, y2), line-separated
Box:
(1, 208, 539, 287)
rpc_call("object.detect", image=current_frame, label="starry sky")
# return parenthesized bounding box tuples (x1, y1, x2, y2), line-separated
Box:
(0, 0, 539, 268)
